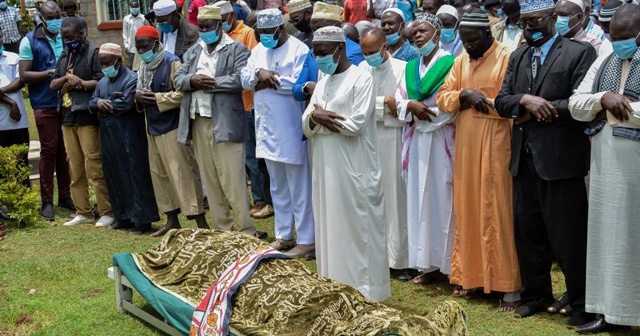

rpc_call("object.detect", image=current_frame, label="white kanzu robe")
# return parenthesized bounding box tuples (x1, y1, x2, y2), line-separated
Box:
(398, 49, 456, 274)
(569, 53, 640, 326)
(302, 65, 391, 302)
(358, 57, 409, 270)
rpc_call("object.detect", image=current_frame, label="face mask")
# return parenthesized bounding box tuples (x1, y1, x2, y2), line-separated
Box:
(159, 22, 174, 34)
(139, 46, 156, 64)
(386, 32, 401, 45)
(102, 60, 120, 79)
(260, 29, 280, 49)
(555, 14, 579, 36)
(44, 18, 62, 34)
(524, 25, 552, 47)
(200, 29, 221, 44)
(612, 33, 639, 60)
(65, 38, 81, 51)
(316, 48, 341, 75)
(131, 8, 140, 16)
(294, 19, 310, 33)
(416, 34, 437, 56)
(0, 2, 8, 10)
(364, 45, 385, 67)
(495, 8, 504, 17)
(480, 5, 486, 12)
(440, 28, 456, 44)
(222, 16, 232, 32)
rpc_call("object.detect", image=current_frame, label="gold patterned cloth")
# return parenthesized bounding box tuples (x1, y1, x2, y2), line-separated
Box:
(132, 229, 469, 336)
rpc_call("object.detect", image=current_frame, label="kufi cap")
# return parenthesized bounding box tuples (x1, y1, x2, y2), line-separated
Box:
(99, 43, 122, 56)
(313, 26, 345, 43)
(563, 0, 585, 12)
(520, 0, 555, 13)
(311, 2, 342, 22)
(382, 8, 405, 21)
(436, 5, 459, 20)
(484, 0, 501, 7)
(135, 25, 160, 39)
(414, 13, 442, 30)
(288, 0, 312, 14)
(355, 20, 374, 36)
(198, 5, 222, 20)
(153, 0, 177, 16)
(257, 8, 284, 28)
(598, 0, 622, 22)
(213, 1, 233, 15)
(459, 11, 491, 28)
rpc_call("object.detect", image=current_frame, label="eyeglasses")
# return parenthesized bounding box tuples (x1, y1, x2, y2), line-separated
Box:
(516, 14, 553, 30)
(288, 11, 307, 24)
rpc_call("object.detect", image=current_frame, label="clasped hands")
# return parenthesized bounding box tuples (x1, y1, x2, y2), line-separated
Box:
(255, 69, 281, 91)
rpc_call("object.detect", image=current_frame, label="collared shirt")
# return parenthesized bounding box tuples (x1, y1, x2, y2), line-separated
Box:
(0, 51, 27, 131)
(585, 19, 605, 41)
(0, 7, 21, 44)
(190, 34, 235, 119)
(574, 29, 602, 55)
(18, 28, 63, 61)
(535, 33, 559, 65)
(123, 13, 146, 53)
(163, 30, 178, 54)
(502, 23, 523, 51)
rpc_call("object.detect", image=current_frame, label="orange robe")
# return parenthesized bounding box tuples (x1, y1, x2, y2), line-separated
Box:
(228, 21, 258, 112)
(436, 41, 521, 293)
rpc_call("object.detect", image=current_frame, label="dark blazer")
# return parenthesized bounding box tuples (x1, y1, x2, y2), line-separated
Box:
(495, 36, 597, 181)
(158, 15, 200, 60)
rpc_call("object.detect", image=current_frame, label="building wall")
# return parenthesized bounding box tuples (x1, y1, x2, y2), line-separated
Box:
(78, 0, 124, 48)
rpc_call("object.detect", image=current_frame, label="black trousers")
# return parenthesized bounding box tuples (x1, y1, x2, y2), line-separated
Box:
(513, 151, 588, 312)
(0, 128, 30, 187)
(3, 38, 21, 54)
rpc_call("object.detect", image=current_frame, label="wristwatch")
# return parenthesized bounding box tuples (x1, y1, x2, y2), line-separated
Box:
(302, 81, 310, 95)
(48, 69, 55, 78)
(254, 67, 262, 77)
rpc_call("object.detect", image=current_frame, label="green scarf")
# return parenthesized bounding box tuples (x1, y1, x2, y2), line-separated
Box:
(405, 55, 455, 101)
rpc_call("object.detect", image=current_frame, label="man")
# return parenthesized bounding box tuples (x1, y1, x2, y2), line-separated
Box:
(289, 0, 314, 48)
(292, 2, 365, 102)
(397, 0, 417, 22)
(358, 27, 410, 280)
(241, 9, 315, 257)
(437, 5, 464, 57)
(133, 26, 208, 237)
(422, 0, 444, 15)
(344, 0, 370, 24)
(146, 0, 158, 26)
(154, 0, 200, 60)
(215, 1, 273, 219)
(555, 0, 602, 54)
(395, 13, 456, 285)
(123, 0, 146, 69)
(257, 0, 285, 10)
(89, 43, 160, 235)
(174, 5, 264, 238)
(403, 20, 414, 43)
(569, 4, 640, 333)
(50, 18, 114, 228)
(0, 0, 22, 54)
(490, 0, 524, 51)
(188, 0, 207, 26)
(583, 0, 606, 40)
(437, 10, 521, 310)
(494, 0, 597, 326)
(302, 26, 390, 302)
(367, 0, 395, 26)
(355, 20, 374, 38)
(61, 0, 88, 34)
(597, 0, 622, 37)
(231, 0, 249, 21)
(483, 0, 504, 28)
(382, 8, 420, 61)
(19, 0, 73, 220)
(342, 22, 360, 43)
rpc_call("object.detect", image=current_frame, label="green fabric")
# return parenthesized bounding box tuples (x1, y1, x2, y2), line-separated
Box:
(405, 55, 455, 101)
(127, 229, 468, 336)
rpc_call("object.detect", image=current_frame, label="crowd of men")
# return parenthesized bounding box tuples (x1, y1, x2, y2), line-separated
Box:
(0, 0, 638, 333)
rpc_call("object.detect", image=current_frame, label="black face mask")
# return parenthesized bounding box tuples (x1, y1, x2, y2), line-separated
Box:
(524, 24, 553, 47)
(294, 18, 311, 33)
(467, 30, 494, 59)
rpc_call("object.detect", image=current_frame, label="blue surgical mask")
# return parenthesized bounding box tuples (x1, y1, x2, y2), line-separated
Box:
(44, 18, 62, 34)
(159, 22, 175, 34)
(555, 14, 579, 37)
(65, 38, 81, 51)
(102, 60, 120, 79)
(386, 32, 401, 45)
(416, 34, 437, 56)
(131, 8, 140, 16)
(0, 2, 7, 10)
(139, 48, 156, 63)
(612, 33, 639, 60)
(316, 48, 341, 75)
(480, 5, 486, 12)
(200, 29, 220, 44)
(440, 28, 456, 44)
(260, 29, 280, 49)
(495, 8, 503, 17)
(222, 16, 232, 32)
(364, 45, 385, 67)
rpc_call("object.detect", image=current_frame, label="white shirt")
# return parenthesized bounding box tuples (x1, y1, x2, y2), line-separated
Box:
(190, 34, 235, 119)
(163, 30, 178, 54)
(122, 14, 146, 53)
(0, 51, 27, 131)
(501, 23, 523, 51)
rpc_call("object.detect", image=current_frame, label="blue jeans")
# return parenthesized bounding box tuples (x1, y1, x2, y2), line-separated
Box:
(245, 110, 270, 204)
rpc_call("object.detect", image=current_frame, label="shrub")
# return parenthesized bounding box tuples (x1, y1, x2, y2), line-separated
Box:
(0, 145, 39, 226)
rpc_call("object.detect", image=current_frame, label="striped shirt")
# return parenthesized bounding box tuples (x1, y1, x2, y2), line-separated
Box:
(0, 7, 21, 44)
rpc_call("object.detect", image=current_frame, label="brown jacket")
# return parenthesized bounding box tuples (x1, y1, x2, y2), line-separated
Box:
(157, 15, 200, 60)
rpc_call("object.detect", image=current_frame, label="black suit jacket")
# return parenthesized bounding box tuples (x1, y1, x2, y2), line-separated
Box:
(495, 37, 597, 181)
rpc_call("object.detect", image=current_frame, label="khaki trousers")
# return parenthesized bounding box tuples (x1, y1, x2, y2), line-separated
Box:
(192, 116, 255, 234)
(62, 125, 112, 217)
(148, 129, 204, 216)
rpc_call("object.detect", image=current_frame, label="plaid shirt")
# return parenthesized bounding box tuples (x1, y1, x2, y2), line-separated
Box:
(0, 7, 21, 44)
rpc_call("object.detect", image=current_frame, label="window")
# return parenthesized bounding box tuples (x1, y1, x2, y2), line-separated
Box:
(97, 0, 151, 22)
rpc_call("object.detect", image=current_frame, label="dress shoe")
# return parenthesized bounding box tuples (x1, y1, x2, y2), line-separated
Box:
(397, 269, 418, 282)
(252, 204, 274, 219)
(576, 316, 631, 334)
(568, 311, 596, 327)
(270, 238, 295, 251)
(283, 244, 315, 258)
(250, 202, 267, 217)
(514, 299, 550, 318)
(57, 198, 76, 211)
(108, 220, 134, 230)
(41, 203, 55, 221)
(130, 223, 152, 236)
(548, 292, 569, 313)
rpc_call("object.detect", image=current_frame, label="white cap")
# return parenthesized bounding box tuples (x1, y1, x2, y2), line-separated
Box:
(153, 0, 177, 16)
(436, 5, 459, 20)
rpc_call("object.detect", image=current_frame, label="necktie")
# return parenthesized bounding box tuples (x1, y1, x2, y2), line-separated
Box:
(531, 47, 542, 79)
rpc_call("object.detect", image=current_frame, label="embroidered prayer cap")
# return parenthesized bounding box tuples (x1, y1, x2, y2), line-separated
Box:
(521, 0, 556, 13)
(436, 5, 459, 20)
(198, 5, 222, 20)
(288, 0, 312, 14)
(311, 2, 342, 22)
(257, 8, 284, 28)
(135, 25, 160, 39)
(414, 13, 442, 30)
(355, 20, 374, 36)
(563, 0, 585, 12)
(99, 43, 122, 56)
(382, 8, 406, 21)
(313, 26, 345, 43)
(459, 11, 491, 28)
(153, 0, 178, 16)
(599, 0, 623, 22)
(213, 1, 234, 15)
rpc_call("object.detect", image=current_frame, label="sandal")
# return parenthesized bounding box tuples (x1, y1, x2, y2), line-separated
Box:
(499, 300, 519, 313)
(452, 285, 470, 297)
(410, 273, 430, 285)
(547, 292, 569, 314)
(559, 304, 573, 315)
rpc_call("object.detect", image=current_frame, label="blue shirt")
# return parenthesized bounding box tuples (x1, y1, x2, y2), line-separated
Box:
(292, 37, 365, 101)
(18, 30, 63, 61)
(535, 33, 559, 65)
